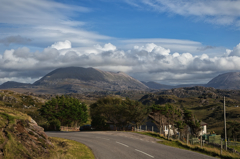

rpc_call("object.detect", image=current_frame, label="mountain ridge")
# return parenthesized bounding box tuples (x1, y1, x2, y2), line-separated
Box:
(1, 69, 240, 93)
(0, 67, 149, 93)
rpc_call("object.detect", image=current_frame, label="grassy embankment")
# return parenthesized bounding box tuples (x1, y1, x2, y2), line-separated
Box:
(0, 106, 95, 159)
(48, 137, 95, 159)
(136, 131, 240, 159)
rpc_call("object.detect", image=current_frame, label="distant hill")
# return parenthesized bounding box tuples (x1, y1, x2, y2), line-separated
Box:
(141, 81, 204, 90)
(0, 81, 31, 89)
(206, 72, 240, 90)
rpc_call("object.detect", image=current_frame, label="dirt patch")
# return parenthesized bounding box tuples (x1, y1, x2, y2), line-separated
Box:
(15, 121, 25, 133)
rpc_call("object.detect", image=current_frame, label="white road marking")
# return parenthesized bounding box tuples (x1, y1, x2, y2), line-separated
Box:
(116, 141, 129, 147)
(135, 149, 154, 158)
(96, 137, 110, 140)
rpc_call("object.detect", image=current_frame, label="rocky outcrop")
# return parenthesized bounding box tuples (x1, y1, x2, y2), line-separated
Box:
(0, 109, 53, 158)
(14, 118, 53, 154)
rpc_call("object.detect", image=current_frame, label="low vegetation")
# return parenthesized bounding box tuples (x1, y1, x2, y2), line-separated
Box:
(48, 137, 95, 159)
(137, 132, 240, 159)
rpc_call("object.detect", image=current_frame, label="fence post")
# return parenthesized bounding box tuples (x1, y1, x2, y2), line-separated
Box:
(140, 125, 141, 132)
(179, 132, 180, 140)
(201, 135, 202, 148)
(221, 140, 222, 156)
(152, 126, 153, 133)
(187, 133, 189, 145)
(146, 125, 147, 132)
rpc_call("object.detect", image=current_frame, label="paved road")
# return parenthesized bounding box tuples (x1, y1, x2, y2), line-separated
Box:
(46, 131, 216, 159)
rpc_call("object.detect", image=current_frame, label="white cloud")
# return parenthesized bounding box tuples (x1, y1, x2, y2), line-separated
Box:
(121, 38, 206, 54)
(51, 40, 72, 50)
(94, 43, 117, 52)
(1, 42, 240, 85)
(229, 43, 240, 57)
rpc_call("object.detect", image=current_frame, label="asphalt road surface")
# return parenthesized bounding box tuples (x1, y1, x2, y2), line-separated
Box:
(46, 131, 216, 159)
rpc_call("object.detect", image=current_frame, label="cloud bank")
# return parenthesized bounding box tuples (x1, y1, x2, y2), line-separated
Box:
(0, 0, 110, 48)
(1, 40, 240, 85)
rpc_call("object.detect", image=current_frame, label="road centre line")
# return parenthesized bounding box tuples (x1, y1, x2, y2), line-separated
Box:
(116, 141, 129, 147)
(135, 149, 154, 158)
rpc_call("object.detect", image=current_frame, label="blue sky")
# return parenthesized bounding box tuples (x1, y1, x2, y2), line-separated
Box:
(0, 0, 240, 85)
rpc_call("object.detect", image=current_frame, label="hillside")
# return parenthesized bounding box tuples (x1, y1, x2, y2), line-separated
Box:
(0, 81, 31, 89)
(0, 107, 53, 158)
(139, 86, 240, 134)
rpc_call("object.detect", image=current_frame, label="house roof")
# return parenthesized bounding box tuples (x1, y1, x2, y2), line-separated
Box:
(201, 121, 207, 126)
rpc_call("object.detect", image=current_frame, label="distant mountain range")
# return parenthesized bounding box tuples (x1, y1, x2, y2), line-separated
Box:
(0, 67, 240, 93)
(143, 72, 240, 90)
(0, 67, 148, 93)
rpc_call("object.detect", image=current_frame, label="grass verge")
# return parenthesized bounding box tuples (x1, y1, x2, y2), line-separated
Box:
(135, 132, 240, 159)
(47, 137, 95, 159)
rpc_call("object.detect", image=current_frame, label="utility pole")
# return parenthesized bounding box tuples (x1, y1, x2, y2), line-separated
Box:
(224, 96, 227, 151)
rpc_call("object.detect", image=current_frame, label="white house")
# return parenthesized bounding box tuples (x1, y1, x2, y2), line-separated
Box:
(199, 121, 207, 135)
(163, 121, 207, 136)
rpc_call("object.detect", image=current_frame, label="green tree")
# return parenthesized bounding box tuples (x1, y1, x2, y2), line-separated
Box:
(149, 104, 166, 135)
(183, 109, 201, 136)
(224, 121, 240, 141)
(39, 95, 88, 130)
(90, 96, 149, 130)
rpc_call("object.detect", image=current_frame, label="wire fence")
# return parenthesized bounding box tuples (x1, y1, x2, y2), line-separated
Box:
(134, 125, 240, 156)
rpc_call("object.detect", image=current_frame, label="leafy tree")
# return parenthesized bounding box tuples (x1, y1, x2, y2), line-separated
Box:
(90, 96, 149, 130)
(183, 109, 201, 136)
(150, 104, 201, 138)
(149, 104, 167, 135)
(224, 121, 240, 141)
(39, 95, 88, 130)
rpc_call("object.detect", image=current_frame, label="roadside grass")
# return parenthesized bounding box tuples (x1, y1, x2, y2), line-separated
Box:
(135, 132, 240, 159)
(229, 145, 240, 154)
(47, 137, 95, 159)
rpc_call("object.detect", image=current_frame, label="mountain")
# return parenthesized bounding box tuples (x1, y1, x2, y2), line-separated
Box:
(206, 72, 240, 90)
(24, 67, 147, 93)
(0, 67, 149, 93)
(2, 70, 240, 93)
(0, 81, 31, 89)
